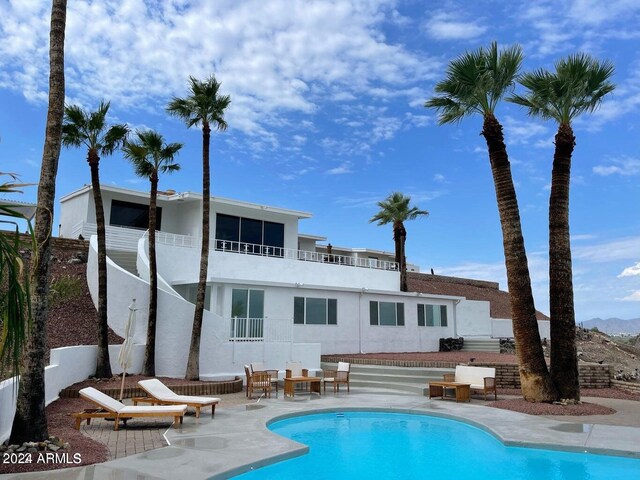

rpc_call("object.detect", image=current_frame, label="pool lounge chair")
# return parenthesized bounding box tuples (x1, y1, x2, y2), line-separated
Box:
(75, 387, 187, 431)
(134, 379, 221, 418)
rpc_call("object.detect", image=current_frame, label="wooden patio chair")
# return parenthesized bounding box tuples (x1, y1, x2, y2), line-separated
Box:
(244, 365, 272, 399)
(323, 361, 351, 393)
(251, 362, 279, 393)
(134, 379, 220, 418)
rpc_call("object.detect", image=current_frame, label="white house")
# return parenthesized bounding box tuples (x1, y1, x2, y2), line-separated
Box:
(59, 185, 549, 379)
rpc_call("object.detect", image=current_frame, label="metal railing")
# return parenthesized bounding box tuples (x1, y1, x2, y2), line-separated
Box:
(227, 317, 292, 343)
(70, 222, 145, 252)
(74, 222, 399, 271)
(215, 239, 399, 271)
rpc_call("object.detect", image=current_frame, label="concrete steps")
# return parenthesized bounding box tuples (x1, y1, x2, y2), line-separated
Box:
(321, 362, 454, 396)
(107, 250, 138, 276)
(462, 338, 500, 353)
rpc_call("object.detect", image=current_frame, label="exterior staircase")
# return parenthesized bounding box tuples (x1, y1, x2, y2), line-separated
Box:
(321, 362, 454, 396)
(107, 250, 139, 276)
(461, 338, 501, 353)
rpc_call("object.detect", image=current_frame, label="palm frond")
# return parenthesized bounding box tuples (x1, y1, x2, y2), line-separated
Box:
(168, 75, 231, 131)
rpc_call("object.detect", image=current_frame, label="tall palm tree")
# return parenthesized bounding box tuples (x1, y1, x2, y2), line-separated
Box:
(425, 42, 557, 402)
(509, 54, 615, 401)
(123, 130, 182, 376)
(10, 0, 66, 444)
(369, 192, 428, 291)
(167, 75, 230, 380)
(62, 101, 128, 379)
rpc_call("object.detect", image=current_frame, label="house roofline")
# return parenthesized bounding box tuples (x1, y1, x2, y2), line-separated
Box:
(60, 184, 313, 219)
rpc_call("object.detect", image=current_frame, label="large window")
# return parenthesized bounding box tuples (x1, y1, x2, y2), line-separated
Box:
(215, 213, 284, 256)
(294, 297, 337, 325)
(110, 199, 162, 230)
(369, 301, 404, 326)
(417, 304, 448, 327)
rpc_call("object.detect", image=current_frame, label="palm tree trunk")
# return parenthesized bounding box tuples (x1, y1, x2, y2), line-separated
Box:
(142, 173, 159, 376)
(549, 123, 580, 401)
(11, 0, 66, 444)
(482, 113, 557, 402)
(89, 151, 112, 378)
(186, 122, 211, 380)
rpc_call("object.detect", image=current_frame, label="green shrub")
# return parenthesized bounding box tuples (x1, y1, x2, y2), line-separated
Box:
(49, 275, 83, 307)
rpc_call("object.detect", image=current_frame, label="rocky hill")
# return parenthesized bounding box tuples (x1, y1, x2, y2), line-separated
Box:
(576, 328, 640, 382)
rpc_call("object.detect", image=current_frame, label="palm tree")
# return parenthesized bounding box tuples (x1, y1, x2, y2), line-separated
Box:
(62, 101, 128, 379)
(167, 75, 230, 380)
(425, 42, 557, 402)
(369, 192, 428, 291)
(0, 174, 35, 378)
(123, 130, 182, 376)
(10, 0, 66, 444)
(509, 54, 615, 401)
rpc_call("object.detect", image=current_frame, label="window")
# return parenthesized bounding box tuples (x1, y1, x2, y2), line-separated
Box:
(294, 297, 337, 325)
(369, 301, 404, 326)
(215, 213, 284, 256)
(417, 304, 448, 327)
(231, 289, 264, 339)
(110, 199, 162, 230)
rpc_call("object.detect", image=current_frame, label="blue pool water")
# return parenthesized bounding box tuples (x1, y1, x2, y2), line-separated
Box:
(233, 411, 640, 479)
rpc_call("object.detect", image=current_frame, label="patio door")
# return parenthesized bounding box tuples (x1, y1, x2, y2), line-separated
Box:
(231, 289, 264, 339)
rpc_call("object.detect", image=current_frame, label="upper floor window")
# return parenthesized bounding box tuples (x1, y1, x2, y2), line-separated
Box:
(369, 301, 404, 326)
(215, 213, 284, 256)
(110, 199, 162, 230)
(294, 297, 337, 325)
(417, 304, 448, 327)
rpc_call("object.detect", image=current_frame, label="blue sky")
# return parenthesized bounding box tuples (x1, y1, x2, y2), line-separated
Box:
(1, 0, 639, 321)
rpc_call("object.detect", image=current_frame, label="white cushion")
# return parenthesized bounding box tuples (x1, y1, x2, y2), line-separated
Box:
(120, 405, 187, 414)
(251, 362, 266, 373)
(286, 361, 303, 377)
(138, 379, 179, 400)
(337, 362, 350, 372)
(79, 387, 125, 413)
(454, 366, 495, 386)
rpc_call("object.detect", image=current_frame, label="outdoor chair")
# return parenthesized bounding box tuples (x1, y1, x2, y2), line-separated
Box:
(74, 387, 187, 431)
(285, 361, 310, 393)
(251, 362, 279, 393)
(244, 365, 273, 399)
(134, 379, 220, 418)
(323, 361, 351, 393)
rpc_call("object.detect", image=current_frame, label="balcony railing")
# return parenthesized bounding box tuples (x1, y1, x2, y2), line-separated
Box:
(215, 239, 399, 271)
(74, 222, 399, 271)
(227, 317, 292, 342)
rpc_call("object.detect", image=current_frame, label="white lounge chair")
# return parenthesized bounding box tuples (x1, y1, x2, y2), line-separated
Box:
(135, 379, 221, 418)
(75, 387, 187, 431)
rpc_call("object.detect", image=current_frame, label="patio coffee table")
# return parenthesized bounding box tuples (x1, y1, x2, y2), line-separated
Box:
(428, 381, 471, 403)
(284, 376, 321, 397)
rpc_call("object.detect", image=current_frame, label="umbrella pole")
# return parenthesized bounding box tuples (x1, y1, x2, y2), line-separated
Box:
(119, 369, 126, 401)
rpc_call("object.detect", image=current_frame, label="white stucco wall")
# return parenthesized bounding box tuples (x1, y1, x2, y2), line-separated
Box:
(0, 344, 144, 444)
(156, 243, 400, 291)
(455, 299, 492, 338)
(59, 192, 90, 238)
(492, 318, 551, 339)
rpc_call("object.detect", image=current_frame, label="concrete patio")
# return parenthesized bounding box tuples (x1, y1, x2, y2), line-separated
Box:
(3, 388, 640, 479)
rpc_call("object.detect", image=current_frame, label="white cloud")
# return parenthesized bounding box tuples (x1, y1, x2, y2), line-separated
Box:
(573, 237, 640, 263)
(593, 156, 640, 176)
(619, 262, 640, 277)
(502, 116, 548, 145)
(433, 174, 446, 183)
(425, 12, 487, 40)
(620, 290, 640, 301)
(0, 0, 439, 140)
(326, 162, 353, 175)
(568, 0, 640, 26)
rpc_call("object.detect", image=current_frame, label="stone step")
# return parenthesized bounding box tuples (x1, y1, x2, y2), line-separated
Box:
(107, 250, 138, 276)
(461, 338, 501, 353)
(321, 362, 453, 395)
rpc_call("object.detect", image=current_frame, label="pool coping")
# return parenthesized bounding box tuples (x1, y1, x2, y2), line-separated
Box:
(3, 389, 640, 479)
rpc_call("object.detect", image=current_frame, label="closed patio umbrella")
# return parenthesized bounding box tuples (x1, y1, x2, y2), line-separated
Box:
(118, 299, 137, 401)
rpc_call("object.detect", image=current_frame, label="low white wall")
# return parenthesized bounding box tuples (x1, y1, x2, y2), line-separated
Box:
(0, 344, 144, 443)
(491, 318, 551, 339)
(456, 300, 492, 338)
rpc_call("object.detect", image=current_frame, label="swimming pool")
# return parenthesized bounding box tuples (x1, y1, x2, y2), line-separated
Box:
(233, 411, 640, 479)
